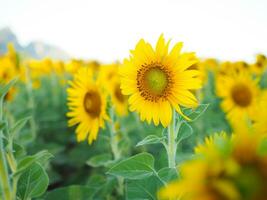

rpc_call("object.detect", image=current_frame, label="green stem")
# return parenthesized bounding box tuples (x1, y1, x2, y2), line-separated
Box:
(0, 98, 12, 200)
(12, 176, 19, 200)
(6, 141, 18, 200)
(108, 107, 123, 196)
(50, 71, 59, 106)
(25, 66, 37, 140)
(6, 151, 16, 173)
(110, 131, 121, 161)
(167, 110, 177, 169)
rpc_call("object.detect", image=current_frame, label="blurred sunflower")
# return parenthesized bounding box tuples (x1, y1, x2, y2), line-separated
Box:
(65, 59, 84, 74)
(120, 34, 202, 127)
(99, 64, 128, 116)
(67, 67, 109, 144)
(160, 126, 267, 200)
(250, 54, 267, 76)
(159, 133, 240, 200)
(252, 91, 267, 135)
(216, 70, 260, 125)
(0, 53, 18, 100)
(218, 61, 249, 76)
(232, 127, 267, 200)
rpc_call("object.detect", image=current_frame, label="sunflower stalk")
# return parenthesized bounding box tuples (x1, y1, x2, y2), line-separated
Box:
(50, 71, 59, 106)
(166, 110, 178, 168)
(108, 106, 124, 196)
(0, 97, 12, 200)
(25, 65, 37, 140)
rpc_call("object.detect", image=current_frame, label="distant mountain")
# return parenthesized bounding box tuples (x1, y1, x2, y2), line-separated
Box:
(0, 27, 70, 60)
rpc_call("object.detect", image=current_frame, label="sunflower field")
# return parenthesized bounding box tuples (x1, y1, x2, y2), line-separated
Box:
(0, 35, 267, 200)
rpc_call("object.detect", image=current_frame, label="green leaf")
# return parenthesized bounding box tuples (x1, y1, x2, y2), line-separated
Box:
(183, 104, 209, 121)
(0, 120, 7, 131)
(157, 167, 178, 183)
(126, 176, 162, 200)
(17, 162, 49, 200)
(10, 116, 31, 137)
(44, 185, 96, 200)
(0, 77, 18, 99)
(86, 153, 112, 167)
(107, 152, 155, 180)
(13, 142, 26, 158)
(136, 135, 166, 147)
(87, 174, 106, 188)
(176, 122, 193, 143)
(15, 150, 53, 176)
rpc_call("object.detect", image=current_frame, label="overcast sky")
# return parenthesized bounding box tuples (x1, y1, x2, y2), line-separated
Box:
(1, 0, 267, 62)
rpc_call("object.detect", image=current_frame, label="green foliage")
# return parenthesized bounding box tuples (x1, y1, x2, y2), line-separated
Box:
(0, 78, 18, 99)
(183, 104, 209, 122)
(0, 79, 52, 200)
(86, 153, 113, 167)
(176, 122, 193, 144)
(44, 185, 96, 200)
(15, 150, 53, 177)
(126, 176, 162, 200)
(17, 163, 49, 200)
(107, 153, 155, 180)
(136, 135, 166, 147)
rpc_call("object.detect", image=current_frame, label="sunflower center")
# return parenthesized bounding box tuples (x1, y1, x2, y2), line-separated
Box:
(144, 68, 168, 95)
(137, 63, 173, 102)
(231, 84, 252, 107)
(114, 84, 125, 103)
(83, 91, 101, 118)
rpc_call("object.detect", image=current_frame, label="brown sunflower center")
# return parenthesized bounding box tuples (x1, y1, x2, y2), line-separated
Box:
(231, 84, 252, 107)
(137, 63, 173, 102)
(114, 84, 125, 103)
(83, 91, 101, 118)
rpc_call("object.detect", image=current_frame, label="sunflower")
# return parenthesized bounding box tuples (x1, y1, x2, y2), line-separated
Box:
(0, 54, 18, 100)
(67, 67, 109, 144)
(120, 35, 202, 127)
(159, 133, 240, 200)
(216, 70, 260, 126)
(252, 91, 267, 135)
(250, 54, 267, 76)
(160, 126, 267, 200)
(232, 127, 267, 200)
(99, 64, 128, 116)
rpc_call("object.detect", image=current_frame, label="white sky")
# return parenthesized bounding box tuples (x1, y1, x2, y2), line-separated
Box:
(1, 0, 267, 62)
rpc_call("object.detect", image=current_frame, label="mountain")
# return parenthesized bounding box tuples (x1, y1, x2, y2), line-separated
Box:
(0, 27, 70, 60)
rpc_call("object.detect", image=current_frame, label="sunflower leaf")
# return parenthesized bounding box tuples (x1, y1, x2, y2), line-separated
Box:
(183, 104, 209, 122)
(157, 167, 179, 184)
(126, 176, 162, 200)
(44, 185, 96, 200)
(10, 116, 31, 137)
(136, 135, 166, 147)
(14, 150, 53, 177)
(17, 162, 49, 200)
(0, 77, 18, 99)
(107, 152, 155, 180)
(176, 122, 193, 143)
(86, 153, 113, 167)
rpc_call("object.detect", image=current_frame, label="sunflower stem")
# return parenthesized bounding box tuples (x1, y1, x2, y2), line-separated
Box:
(108, 107, 124, 196)
(25, 65, 37, 141)
(0, 97, 12, 200)
(167, 110, 177, 169)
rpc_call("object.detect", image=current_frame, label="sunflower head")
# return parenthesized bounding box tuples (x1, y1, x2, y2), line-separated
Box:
(158, 158, 240, 200)
(98, 64, 128, 116)
(253, 91, 267, 135)
(120, 34, 202, 127)
(250, 54, 267, 75)
(216, 70, 259, 126)
(67, 67, 109, 144)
